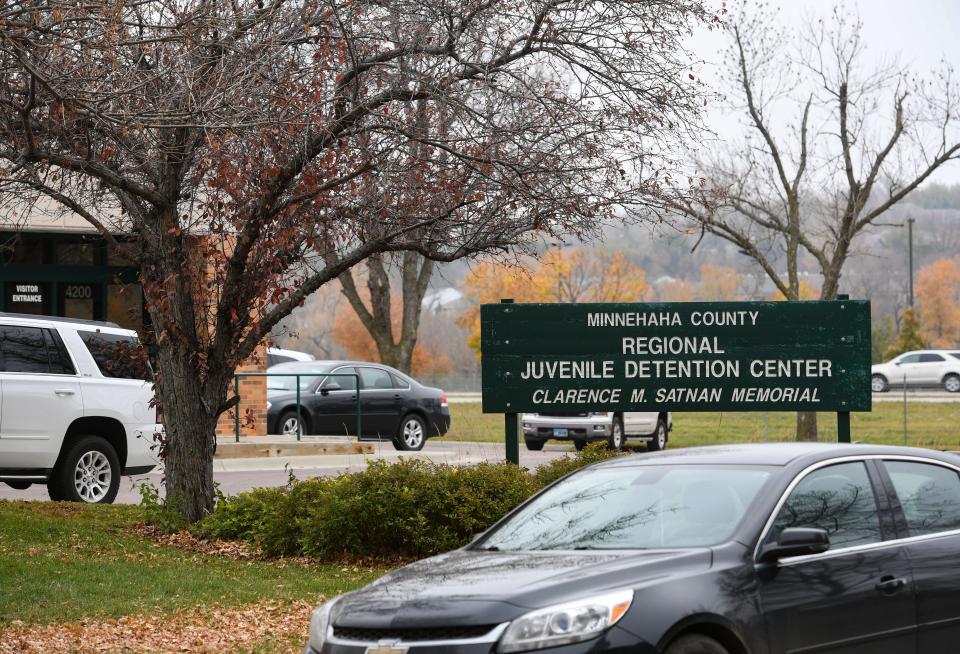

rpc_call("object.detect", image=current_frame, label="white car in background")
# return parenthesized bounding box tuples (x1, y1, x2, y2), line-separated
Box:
(871, 350, 960, 393)
(521, 411, 672, 451)
(267, 347, 315, 366)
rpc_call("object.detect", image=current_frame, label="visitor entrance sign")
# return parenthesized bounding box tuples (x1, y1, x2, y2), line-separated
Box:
(481, 299, 871, 461)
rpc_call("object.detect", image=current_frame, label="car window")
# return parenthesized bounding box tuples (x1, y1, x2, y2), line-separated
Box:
(267, 364, 329, 391)
(898, 354, 922, 364)
(359, 367, 393, 390)
(43, 329, 75, 375)
(268, 353, 294, 366)
(0, 325, 54, 373)
(771, 462, 882, 549)
(79, 331, 151, 380)
(884, 461, 960, 537)
(390, 372, 410, 389)
(478, 465, 773, 550)
(919, 353, 945, 363)
(950, 352, 960, 361)
(326, 366, 358, 391)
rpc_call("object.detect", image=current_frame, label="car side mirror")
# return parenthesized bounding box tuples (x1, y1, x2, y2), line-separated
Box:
(321, 383, 341, 394)
(758, 527, 830, 563)
(894, 361, 901, 366)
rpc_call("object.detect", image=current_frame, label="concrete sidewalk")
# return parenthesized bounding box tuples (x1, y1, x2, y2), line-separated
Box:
(215, 434, 374, 458)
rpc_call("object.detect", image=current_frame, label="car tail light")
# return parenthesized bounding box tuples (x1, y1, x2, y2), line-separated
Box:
(441, 390, 448, 406)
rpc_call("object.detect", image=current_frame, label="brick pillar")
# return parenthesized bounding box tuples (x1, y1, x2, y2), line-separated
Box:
(216, 343, 268, 437)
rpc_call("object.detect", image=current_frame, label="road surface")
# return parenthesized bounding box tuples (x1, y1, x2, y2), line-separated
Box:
(0, 440, 570, 505)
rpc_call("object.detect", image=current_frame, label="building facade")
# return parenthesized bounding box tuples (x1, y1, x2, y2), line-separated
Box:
(1, 217, 267, 437)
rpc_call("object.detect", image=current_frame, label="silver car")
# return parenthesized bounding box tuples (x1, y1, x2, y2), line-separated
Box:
(521, 411, 672, 451)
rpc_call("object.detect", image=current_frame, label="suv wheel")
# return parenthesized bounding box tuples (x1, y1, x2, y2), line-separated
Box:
(944, 374, 960, 393)
(524, 438, 545, 451)
(51, 436, 121, 504)
(872, 374, 890, 393)
(394, 414, 427, 451)
(607, 417, 624, 451)
(647, 418, 668, 452)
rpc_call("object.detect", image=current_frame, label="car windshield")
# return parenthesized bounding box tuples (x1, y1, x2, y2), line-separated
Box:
(266, 365, 331, 391)
(477, 464, 772, 550)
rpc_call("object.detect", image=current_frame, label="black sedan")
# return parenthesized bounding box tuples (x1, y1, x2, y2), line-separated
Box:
(266, 360, 450, 450)
(305, 443, 960, 653)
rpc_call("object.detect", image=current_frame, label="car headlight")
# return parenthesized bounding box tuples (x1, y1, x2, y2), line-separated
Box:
(497, 589, 633, 653)
(266, 401, 272, 410)
(308, 596, 341, 652)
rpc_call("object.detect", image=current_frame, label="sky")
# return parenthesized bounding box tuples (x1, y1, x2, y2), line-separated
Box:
(689, 0, 960, 185)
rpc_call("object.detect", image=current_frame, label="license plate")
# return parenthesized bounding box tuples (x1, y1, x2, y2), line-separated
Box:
(553, 428, 568, 437)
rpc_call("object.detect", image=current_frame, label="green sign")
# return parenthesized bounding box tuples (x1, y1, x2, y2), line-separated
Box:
(481, 300, 871, 414)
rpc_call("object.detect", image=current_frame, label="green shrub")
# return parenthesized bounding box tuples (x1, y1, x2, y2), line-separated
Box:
(533, 441, 625, 487)
(194, 444, 624, 561)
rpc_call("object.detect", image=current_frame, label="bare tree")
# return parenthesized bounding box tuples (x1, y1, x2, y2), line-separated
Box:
(0, 0, 712, 520)
(338, 253, 432, 373)
(671, 3, 960, 439)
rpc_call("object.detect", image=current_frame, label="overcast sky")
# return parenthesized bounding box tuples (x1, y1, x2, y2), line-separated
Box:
(690, 0, 960, 185)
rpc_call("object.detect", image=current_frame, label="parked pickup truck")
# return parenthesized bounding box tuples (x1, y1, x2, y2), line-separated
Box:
(521, 411, 672, 451)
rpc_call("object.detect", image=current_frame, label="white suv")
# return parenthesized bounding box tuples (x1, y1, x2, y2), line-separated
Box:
(0, 314, 162, 503)
(871, 350, 960, 393)
(522, 411, 672, 451)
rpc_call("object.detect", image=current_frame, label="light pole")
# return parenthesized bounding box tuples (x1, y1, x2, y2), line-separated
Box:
(907, 217, 915, 307)
(875, 218, 917, 308)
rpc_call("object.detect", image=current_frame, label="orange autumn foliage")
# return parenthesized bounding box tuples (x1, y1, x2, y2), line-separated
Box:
(459, 248, 647, 356)
(917, 258, 960, 348)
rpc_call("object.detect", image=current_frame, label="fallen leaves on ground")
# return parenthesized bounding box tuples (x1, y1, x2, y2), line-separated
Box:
(0, 598, 318, 654)
(133, 524, 260, 560)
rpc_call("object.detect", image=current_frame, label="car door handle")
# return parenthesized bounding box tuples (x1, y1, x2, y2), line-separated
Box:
(875, 576, 908, 594)
(54, 389, 76, 396)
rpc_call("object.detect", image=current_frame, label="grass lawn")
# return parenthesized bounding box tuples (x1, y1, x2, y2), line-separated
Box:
(0, 501, 384, 631)
(442, 401, 960, 450)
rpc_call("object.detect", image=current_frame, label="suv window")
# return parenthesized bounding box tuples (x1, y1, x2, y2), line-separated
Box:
(949, 352, 960, 361)
(359, 366, 393, 390)
(898, 354, 922, 364)
(771, 462, 882, 549)
(43, 329, 76, 375)
(884, 461, 960, 537)
(79, 331, 151, 380)
(919, 353, 946, 363)
(0, 325, 75, 374)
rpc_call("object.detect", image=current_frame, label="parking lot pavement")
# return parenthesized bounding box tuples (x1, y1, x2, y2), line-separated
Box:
(0, 439, 569, 505)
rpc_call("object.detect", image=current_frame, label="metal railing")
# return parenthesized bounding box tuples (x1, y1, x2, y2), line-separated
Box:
(232, 372, 361, 442)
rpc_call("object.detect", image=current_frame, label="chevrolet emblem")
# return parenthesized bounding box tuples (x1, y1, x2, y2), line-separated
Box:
(365, 641, 409, 654)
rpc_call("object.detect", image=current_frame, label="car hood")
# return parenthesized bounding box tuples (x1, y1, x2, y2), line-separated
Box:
(331, 547, 711, 629)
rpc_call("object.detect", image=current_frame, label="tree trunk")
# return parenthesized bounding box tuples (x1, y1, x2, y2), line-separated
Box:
(795, 411, 818, 441)
(156, 345, 224, 522)
(338, 253, 434, 374)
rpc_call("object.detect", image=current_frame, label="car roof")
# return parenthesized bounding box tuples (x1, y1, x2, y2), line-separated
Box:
(266, 360, 407, 374)
(596, 442, 960, 468)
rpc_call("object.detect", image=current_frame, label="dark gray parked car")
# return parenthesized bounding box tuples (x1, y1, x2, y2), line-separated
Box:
(304, 443, 960, 654)
(266, 360, 450, 450)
